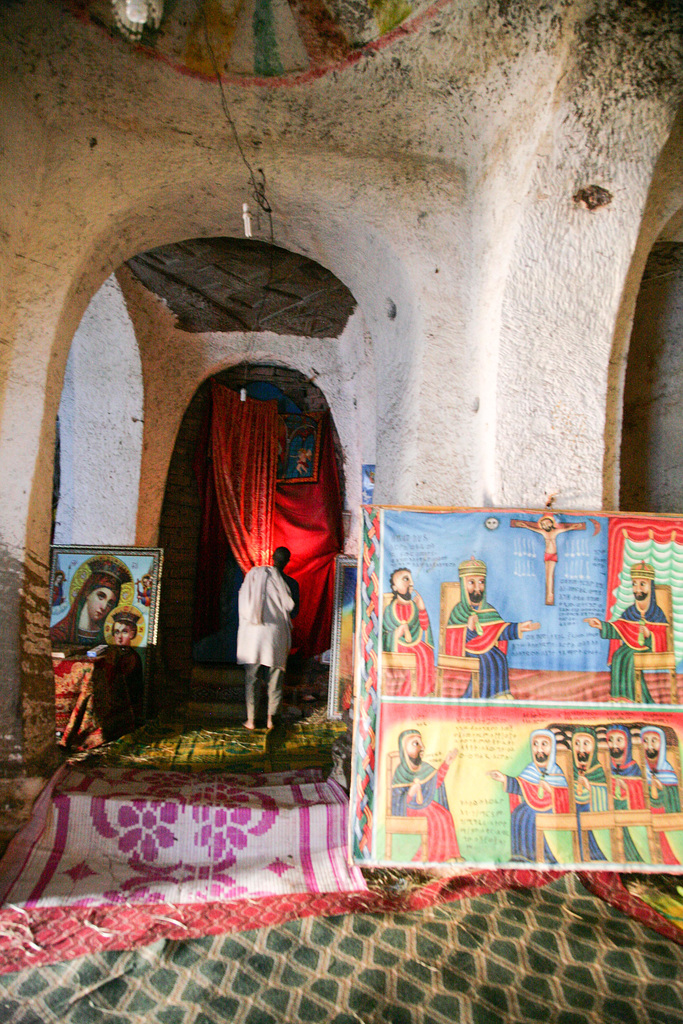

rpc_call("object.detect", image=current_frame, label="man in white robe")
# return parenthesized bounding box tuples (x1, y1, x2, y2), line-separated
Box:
(237, 547, 299, 730)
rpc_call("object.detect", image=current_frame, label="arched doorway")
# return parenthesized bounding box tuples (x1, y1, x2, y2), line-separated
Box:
(155, 364, 346, 720)
(52, 274, 144, 547)
(49, 234, 362, 744)
(620, 239, 683, 513)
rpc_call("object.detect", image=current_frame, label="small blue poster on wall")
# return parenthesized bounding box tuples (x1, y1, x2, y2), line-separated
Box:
(362, 465, 375, 504)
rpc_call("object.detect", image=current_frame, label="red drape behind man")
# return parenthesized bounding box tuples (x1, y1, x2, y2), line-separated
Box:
(273, 413, 343, 659)
(193, 403, 230, 642)
(210, 381, 278, 573)
(193, 387, 342, 659)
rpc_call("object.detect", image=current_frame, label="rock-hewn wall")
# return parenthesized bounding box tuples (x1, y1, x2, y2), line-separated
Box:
(621, 241, 683, 513)
(0, 0, 681, 775)
(54, 275, 144, 546)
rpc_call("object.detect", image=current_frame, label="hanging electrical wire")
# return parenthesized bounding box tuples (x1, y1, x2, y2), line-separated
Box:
(200, 5, 274, 239)
(200, 2, 278, 351)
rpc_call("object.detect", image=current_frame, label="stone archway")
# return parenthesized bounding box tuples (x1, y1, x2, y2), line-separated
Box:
(155, 363, 345, 717)
(47, 233, 363, 723)
(620, 239, 683, 513)
(53, 275, 144, 547)
(0, 147, 420, 782)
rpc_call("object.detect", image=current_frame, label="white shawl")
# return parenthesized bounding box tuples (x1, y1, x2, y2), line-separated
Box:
(237, 565, 295, 669)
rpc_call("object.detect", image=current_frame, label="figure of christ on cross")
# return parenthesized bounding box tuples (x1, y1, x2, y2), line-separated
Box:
(510, 514, 587, 605)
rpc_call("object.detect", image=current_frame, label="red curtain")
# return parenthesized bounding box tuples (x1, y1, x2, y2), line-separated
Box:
(193, 389, 342, 659)
(210, 381, 278, 574)
(606, 517, 683, 618)
(193, 403, 230, 642)
(273, 413, 343, 659)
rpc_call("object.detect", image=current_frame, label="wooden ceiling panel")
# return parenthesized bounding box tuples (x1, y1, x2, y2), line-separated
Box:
(127, 237, 356, 337)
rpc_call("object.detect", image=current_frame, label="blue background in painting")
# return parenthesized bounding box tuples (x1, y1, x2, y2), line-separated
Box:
(382, 510, 610, 673)
(362, 465, 375, 504)
(342, 565, 357, 615)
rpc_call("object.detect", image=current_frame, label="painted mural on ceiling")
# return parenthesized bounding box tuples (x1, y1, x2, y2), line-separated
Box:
(73, 0, 447, 83)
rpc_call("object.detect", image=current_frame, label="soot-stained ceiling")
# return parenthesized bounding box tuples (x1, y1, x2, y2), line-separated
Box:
(126, 237, 357, 338)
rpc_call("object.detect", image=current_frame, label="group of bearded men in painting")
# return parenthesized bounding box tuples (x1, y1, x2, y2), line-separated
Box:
(391, 722, 683, 866)
(383, 556, 670, 703)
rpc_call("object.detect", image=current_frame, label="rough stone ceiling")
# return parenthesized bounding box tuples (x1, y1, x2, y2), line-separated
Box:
(127, 237, 357, 337)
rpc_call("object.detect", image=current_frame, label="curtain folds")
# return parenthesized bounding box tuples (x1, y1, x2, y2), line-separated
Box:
(193, 383, 342, 659)
(273, 413, 343, 659)
(210, 381, 278, 574)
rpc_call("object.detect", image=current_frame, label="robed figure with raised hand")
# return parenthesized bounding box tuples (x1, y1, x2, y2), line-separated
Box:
(489, 728, 569, 863)
(391, 729, 461, 862)
(586, 561, 668, 703)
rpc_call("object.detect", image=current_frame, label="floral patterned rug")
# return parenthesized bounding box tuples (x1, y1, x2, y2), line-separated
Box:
(0, 766, 364, 915)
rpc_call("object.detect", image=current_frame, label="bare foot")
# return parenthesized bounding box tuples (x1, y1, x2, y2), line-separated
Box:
(243, 721, 255, 730)
(266, 719, 273, 731)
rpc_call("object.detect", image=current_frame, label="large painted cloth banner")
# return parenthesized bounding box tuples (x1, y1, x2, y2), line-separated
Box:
(350, 507, 683, 872)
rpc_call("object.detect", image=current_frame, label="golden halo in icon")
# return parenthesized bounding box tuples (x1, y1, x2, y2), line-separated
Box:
(104, 604, 146, 648)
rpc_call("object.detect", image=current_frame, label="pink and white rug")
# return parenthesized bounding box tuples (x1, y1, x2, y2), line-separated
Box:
(0, 766, 365, 909)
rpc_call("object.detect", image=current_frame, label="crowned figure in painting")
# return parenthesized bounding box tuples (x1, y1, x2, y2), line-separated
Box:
(50, 557, 133, 647)
(586, 561, 669, 703)
(444, 557, 539, 699)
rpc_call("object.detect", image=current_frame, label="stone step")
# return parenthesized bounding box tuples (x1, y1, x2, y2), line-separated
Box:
(191, 663, 244, 687)
(183, 701, 243, 720)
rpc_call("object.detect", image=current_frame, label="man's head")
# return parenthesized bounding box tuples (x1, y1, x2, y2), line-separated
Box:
(402, 730, 425, 770)
(531, 731, 553, 769)
(390, 568, 413, 599)
(606, 727, 629, 765)
(631, 577, 652, 605)
(272, 547, 291, 572)
(112, 610, 139, 646)
(642, 727, 663, 765)
(629, 562, 655, 606)
(458, 557, 486, 607)
(141, 573, 152, 589)
(463, 574, 486, 606)
(572, 730, 595, 767)
(539, 515, 555, 532)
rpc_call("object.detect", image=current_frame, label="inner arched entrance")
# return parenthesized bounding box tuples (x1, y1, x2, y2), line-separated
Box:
(620, 238, 683, 513)
(155, 363, 345, 723)
(49, 233, 365, 750)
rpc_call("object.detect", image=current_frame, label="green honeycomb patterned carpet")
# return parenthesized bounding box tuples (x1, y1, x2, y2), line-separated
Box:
(2, 874, 682, 1024)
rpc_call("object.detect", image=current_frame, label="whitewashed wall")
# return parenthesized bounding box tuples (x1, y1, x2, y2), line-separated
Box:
(54, 275, 144, 546)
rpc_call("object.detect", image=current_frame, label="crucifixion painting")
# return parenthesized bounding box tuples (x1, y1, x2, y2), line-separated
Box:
(510, 513, 587, 605)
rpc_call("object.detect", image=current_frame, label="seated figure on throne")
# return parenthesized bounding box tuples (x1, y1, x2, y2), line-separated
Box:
(383, 568, 436, 696)
(606, 724, 646, 864)
(391, 729, 461, 862)
(443, 557, 539, 698)
(489, 729, 569, 863)
(642, 725, 683, 865)
(586, 561, 669, 703)
(572, 727, 609, 862)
